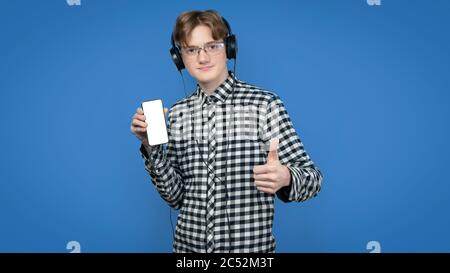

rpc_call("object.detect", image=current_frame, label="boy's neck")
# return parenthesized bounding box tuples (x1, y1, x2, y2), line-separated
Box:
(198, 70, 229, 95)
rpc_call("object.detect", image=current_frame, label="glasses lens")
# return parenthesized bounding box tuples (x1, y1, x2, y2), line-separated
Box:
(183, 47, 198, 56)
(205, 43, 223, 54)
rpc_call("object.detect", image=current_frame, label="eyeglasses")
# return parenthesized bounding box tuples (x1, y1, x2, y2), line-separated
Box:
(180, 42, 225, 57)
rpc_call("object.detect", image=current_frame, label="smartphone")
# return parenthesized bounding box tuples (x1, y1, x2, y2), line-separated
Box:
(141, 99, 169, 145)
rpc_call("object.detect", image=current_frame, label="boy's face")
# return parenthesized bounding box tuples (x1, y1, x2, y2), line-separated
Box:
(181, 25, 228, 90)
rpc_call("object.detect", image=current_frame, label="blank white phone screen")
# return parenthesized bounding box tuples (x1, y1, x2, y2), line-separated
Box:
(142, 99, 168, 145)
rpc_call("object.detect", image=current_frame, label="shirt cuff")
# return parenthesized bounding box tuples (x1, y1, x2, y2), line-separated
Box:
(276, 165, 298, 202)
(140, 143, 165, 171)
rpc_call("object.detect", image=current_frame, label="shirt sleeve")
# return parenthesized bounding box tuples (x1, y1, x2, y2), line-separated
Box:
(139, 107, 185, 209)
(261, 94, 323, 202)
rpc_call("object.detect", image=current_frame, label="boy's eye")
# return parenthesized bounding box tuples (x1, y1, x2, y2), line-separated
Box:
(207, 44, 218, 50)
(185, 48, 198, 54)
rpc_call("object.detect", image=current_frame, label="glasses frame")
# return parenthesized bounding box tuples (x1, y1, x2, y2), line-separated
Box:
(180, 41, 225, 57)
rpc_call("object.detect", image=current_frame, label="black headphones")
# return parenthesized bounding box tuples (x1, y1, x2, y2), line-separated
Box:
(169, 16, 237, 71)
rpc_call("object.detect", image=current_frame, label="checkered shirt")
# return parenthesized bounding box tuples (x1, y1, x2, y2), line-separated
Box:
(140, 74, 323, 253)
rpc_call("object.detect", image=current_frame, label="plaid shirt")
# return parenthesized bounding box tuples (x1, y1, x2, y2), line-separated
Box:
(140, 74, 322, 253)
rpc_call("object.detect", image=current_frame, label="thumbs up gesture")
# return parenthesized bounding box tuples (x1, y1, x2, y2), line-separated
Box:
(253, 138, 292, 195)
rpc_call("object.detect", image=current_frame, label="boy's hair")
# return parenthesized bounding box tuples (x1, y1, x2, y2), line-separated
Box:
(172, 10, 228, 47)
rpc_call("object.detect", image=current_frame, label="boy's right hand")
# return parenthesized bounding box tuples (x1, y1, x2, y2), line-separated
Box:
(130, 107, 168, 147)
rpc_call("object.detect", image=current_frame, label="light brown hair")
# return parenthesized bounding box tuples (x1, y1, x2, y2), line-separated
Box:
(173, 10, 228, 47)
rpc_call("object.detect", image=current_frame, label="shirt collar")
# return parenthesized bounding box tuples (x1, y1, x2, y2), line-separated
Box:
(197, 72, 236, 105)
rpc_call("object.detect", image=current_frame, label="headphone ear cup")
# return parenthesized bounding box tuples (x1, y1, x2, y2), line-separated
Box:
(225, 34, 237, 60)
(170, 47, 185, 71)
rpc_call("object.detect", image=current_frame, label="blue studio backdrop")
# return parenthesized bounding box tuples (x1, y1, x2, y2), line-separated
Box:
(1, 0, 449, 253)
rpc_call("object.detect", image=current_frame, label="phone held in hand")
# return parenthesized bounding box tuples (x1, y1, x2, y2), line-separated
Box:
(141, 99, 168, 146)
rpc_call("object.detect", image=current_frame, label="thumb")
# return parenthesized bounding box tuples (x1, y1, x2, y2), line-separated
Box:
(267, 138, 279, 163)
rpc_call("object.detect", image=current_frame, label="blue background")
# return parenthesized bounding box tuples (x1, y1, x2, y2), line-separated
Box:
(1, 0, 449, 252)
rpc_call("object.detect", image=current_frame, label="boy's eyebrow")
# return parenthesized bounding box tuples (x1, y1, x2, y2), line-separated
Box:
(185, 40, 217, 47)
